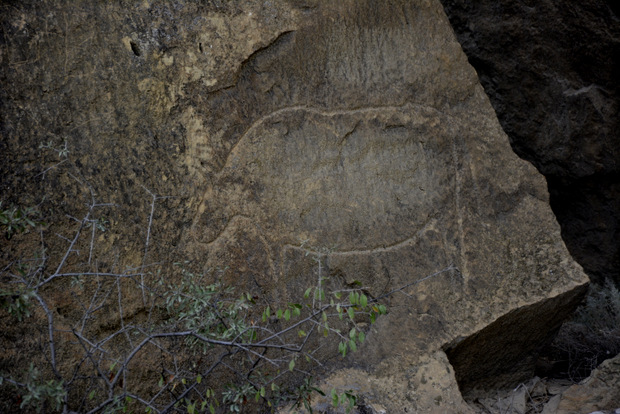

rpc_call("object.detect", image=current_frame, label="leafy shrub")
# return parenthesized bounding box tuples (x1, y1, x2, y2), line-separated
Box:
(0, 195, 391, 413)
(1, 144, 452, 413)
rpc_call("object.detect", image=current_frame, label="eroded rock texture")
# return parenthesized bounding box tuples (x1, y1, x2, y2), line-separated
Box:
(440, 0, 620, 285)
(0, 0, 588, 412)
(556, 353, 620, 413)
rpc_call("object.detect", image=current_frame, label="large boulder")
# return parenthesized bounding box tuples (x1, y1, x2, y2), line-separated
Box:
(0, 0, 588, 412)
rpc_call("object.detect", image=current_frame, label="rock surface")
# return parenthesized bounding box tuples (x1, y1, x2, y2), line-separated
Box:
(0, 0, 589, 412)
(439, 0, 620, 285)
(555, 354, 620, 414)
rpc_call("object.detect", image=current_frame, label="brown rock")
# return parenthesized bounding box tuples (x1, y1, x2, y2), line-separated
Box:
(0, 0, 589, 412)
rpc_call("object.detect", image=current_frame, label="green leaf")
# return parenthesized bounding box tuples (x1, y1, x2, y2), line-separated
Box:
(196, 374, 202, 384)
(349, 292, 356, 305)
(314, 387, 326, 396)
(358, 331, 365, 343)
(370, 312, 376, 324)
(289, 359, 295, 372)
(322, 311, 327, 322)
(331, 389, 339, 407)
(260, 386, 266, 397)
(379, 304, 387, 315)
(284, 309, 291, 321)
(347, 307, 355, 321)
(277, 309, 283, 319)
(360, 293, 368, 308)
(349, 339, 357, 352)
(304, 287, 313, 299)
(349, 328, 356, 339)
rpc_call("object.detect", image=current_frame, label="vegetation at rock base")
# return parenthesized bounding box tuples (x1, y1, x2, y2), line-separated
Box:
(0, 136, 462, 414)
(0, 186, 392, 413)
(541, 279, 620, 382)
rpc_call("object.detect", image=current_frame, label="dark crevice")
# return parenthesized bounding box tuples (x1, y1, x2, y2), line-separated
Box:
(207, 30, 295, 94)
(439, 0, 620, 286)
(444, 286, 587, 399)
(130, 40, 141, 56)
(439, 0, 620, 394)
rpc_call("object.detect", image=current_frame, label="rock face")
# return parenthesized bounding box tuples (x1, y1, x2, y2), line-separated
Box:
(0, 0, 588, 412)
(439, 0, 620, 285)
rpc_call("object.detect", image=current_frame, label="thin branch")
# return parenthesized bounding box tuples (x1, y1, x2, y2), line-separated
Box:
(42, 211, 91, 288)
(34, 158, 68, 179)
(34, 293, 60, 379)
(139, 186, 173, 306)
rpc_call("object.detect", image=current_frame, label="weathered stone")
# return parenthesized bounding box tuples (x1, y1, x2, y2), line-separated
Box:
(439, 0, 620, 284)
(0, 0, 589, 412)
(445, 287, 587, 396)
(554, 354, 620, 414)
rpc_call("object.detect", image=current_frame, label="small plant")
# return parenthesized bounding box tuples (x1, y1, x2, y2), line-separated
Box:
(0, 201, 43, 239)
(15, 364, 66, 413)
(39, 139, 70, 158)
(85, 216, 109, 232)
(0, 286, 35, 321)
(289, 376, 325, 413)
(331, 388, 357, 414)
(222, 383, 255, 412)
